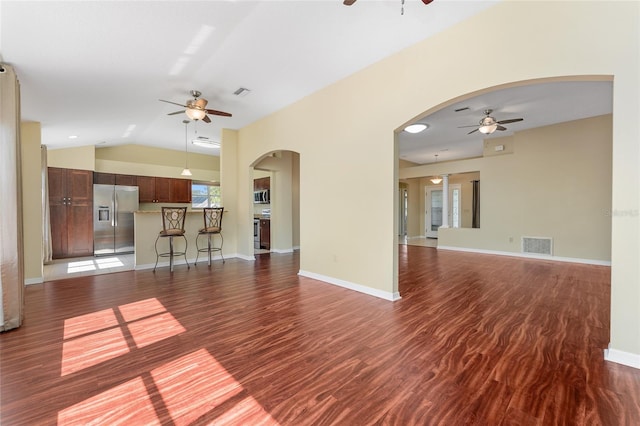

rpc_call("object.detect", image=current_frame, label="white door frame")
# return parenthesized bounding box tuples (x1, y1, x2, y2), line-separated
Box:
(425, 184, 461, 238)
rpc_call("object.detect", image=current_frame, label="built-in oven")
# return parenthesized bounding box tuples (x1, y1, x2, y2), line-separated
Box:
(253, 218, 260, 249)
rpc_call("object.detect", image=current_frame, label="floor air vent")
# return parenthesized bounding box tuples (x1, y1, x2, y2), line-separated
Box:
(522, 237, 553, 256)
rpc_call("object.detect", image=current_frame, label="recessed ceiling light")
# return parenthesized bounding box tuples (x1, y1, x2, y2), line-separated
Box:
(404, 123, 428, 133)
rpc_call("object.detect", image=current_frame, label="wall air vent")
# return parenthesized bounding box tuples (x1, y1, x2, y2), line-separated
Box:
(522, 237, 553, 256)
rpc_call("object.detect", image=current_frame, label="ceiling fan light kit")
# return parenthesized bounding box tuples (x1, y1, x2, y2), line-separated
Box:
(160, 89, 232, 124)
(460, 109, 524, 135)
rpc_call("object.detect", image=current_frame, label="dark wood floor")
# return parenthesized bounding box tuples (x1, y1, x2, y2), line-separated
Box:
(1, 246, 639, 425)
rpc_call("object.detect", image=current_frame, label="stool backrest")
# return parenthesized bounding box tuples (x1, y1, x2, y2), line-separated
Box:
(161, 207, 187, 233)
(203, 207, 224, 232)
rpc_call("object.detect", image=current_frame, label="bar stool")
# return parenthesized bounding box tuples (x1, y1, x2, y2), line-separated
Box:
(154, 207, 189, 272)
(195, 207, 225, 266)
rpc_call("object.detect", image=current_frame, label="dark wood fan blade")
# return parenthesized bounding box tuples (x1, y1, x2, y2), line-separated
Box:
(205, 109, 232, 117)
(168, 110, 185, 116)
(496, 118, 523, 125)
(496, 125, 507, 131)
(343, 0, 357, 5)
(422, 0, 434, 4)
(467, 128, 479, 135)
(159, 99, 187, 108)
(202, 115, 212, 124)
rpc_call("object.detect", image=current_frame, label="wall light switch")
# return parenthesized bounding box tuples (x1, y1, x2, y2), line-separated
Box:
(494, 144, 505, 152)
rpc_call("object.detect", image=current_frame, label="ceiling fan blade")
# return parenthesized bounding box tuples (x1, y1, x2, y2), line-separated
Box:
(496, 125, 507, 131)
(168, 110, 185, 116)
(159, 99, 187, 108)
(467, 128, 479, 135)
(421, 0, 434, 4)
(496, 118, 523, 125)
(343, 0, 357, 5)
(202, 115, 212, 124)
(205, 108, 232, 117)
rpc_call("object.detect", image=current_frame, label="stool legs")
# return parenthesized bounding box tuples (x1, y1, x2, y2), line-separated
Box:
(154, 235, 189, 272)
(195, 232, 224, 266)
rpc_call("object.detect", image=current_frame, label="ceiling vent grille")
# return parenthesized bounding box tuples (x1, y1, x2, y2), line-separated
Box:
(522, 237, 553, 256)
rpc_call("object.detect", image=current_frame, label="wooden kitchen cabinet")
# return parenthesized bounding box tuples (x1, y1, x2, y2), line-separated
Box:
(137, 176, 191, 203)
(49, 167, 94, 259)
(259, 219, 270, 250)
(171, 178, 192, 203)
(94, 172, 137, 186)
(93, 172, 115, 185)
(254, 177, 270, 191)
(115, 174, 137, 186)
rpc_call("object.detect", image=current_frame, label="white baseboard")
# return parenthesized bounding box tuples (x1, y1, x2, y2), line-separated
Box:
(437, 246, 611, 266)
(604, 345, 640, 369)
(272, 248, 294, 254)
(25, 277, 44, 286)
(298, 270, 401, 302)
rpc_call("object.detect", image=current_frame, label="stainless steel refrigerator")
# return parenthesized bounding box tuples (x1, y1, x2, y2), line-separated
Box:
(93, 184, 139, 256)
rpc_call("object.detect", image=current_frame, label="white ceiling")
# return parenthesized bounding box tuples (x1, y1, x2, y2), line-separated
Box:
(0, 1, 612, 163)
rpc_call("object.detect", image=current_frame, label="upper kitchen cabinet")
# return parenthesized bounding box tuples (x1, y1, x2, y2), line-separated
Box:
(138, 176, 191, 203)
(94, 172, 137, 186)
(254, 177, 270, 191)
(49, 167, 94, 259)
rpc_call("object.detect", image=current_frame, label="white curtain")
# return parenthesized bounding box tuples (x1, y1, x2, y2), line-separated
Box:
(42, 145, 52, 264)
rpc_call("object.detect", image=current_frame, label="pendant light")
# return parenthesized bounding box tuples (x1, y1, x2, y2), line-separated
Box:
(430, 154, 442, 184)
(181, 119, 192, 176)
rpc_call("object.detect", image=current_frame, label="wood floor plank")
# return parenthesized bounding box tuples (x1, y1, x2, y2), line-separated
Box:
(1, 247, 639, 425)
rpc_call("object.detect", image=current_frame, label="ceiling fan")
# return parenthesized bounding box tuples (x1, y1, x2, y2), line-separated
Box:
(459, 109, 524, 135)
(159, 90, 232, 123)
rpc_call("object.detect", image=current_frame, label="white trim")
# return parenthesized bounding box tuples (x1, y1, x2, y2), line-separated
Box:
(234, 253, 256, 261)
(25, 277, 44, 286)
(293, 245, 300, 251)
(272, 248, 294, 254)
(437, 246, 611, 266)
(604, 345, 640, 369)
(298, 270, 401, 301)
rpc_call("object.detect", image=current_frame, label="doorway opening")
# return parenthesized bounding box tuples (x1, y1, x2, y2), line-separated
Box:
(425, 184, 461, 238)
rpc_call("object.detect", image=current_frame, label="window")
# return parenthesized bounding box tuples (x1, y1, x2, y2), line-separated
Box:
(192, 182, 220, 208)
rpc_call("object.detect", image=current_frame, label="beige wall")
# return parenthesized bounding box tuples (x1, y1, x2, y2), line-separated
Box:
(47, 145, 94, 170)
(47, 144, 220, 182)
(225, 1, 639, 357)
(95, 144, 220, 182)
(20, 122, 43, 284)
(403, 115, 612, 262)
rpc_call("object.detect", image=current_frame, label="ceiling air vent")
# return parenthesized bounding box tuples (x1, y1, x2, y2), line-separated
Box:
(522, 237, 553, 256)
(454, 107, 470, 112)
(233, 87, 251, 97)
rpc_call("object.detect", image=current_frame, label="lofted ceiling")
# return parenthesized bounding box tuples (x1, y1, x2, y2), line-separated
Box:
(0, 1, 611, 163)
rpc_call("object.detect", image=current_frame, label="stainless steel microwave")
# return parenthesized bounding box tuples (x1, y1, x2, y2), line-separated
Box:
(254, 189, 270, 204)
